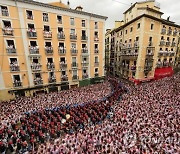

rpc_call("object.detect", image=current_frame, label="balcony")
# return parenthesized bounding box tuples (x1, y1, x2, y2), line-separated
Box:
(159, 40, 165, 46)
(168, 61, 174, 67)
(2, 28, 13, 36)
(81, 48, 88, 55)
(10, 65, 20, 72)
(47, 63, 55, 70)
(57, 32, 65, 40)
(27, 31, 37, 38)
(169, 51, 175, 57)
(60, 63, 67, 70)
(173, 30, 178, 36)
(167, 29, 172, 35)
(70, 34, 77, 40)
(61, 75, 68, 82)
(81, 35, 88, 41)
(163, 51, 169, 57)
(146, 50, 154, 56)
(72, 75, 79, 80)
(166, 41, 171, 46)
(6, 48, 16, 54)
(2, 9, 9, 16)
(94, 62, 99, 67)
(94, 73, 99, 77)
(158, 51, 164, 56)
(161, 28, 166, 34)
(31, 63, 42, 71)
(58, 47, 66, 55)
(156, 62, 162, 68)
(13, 81, 22, 88)
(94, 49, 99, 54)
(171, 42, 176, 47)
(71, 49, 78, 55)
(162, 61, 169, 67)
(43, 31, 52, 39)
(45, 47, 53, 55)
(71, 63, 78, 68)
(126, 43, 132, 49)
(82, 74, 89, 79)
(34, 78, 43, 86)
(81, 61, 89, 67)
(94, 36, 99, 41)
(120, 51, 138, 57)
(134, 41, 139, 48)
(49, 77, 56, 84)
(29, 46, 39, 54)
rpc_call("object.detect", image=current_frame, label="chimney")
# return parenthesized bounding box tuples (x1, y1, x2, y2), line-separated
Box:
(67, 0, 70, 8)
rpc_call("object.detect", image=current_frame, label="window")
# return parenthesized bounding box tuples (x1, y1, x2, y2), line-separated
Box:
(60, 57, 66, 63)
(137, 23, 140, 29)
(13, 75, 21, 87)
(70, 18, 75, 25)
(95, 44, 98, 49)
(95, 68, 98, 72)
(149, 37, 153, 46)
(62, 71, 66, 76)
(43, 13, 48, 22)
(28, 23, 35, 29)
(70, 29, 75, 34)
(57, 15, 62, 24)
(3, 20, 11, 28)
(58, 27, 63, 33)
(125, 30, 127, 34)
(95, 31, 98, 37)
(82, 30, 86, 36)
(45, 42, 52, 47)
(26, 10, 33, 20)
(136, 37, 139, 41)
(1, 6, 9, 16)
(95, 56, 98, 63)
(7, 40, 15, 48)
(47, 58, 53, 63)
(44, 25, 50, 32)
(130, 27, 133, 32)
(71, 43, 76, 48)
(82, 20, 85, 27)
(95, 22, 98, 29)
(151, 24, 154, 30)
(30, 41, 37, 47)
(72, 57, 76, 63)
(72, 70, 77, 76)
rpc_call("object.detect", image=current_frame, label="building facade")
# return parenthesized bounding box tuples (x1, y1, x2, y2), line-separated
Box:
(107, 0, 180, 82)
(0, 0, 107, 101)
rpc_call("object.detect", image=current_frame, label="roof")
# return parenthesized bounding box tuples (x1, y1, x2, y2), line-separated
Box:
(48, 2, 68, 9)
(14, 0, 108, 20)
(113, 14, 180, 33)
(123, 0, 155, 14)
(137, 7, 164, 15)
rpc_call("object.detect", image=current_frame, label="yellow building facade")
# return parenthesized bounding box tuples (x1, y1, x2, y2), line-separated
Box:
(107, 0, 180, 81)
(0, 0, 107, 101)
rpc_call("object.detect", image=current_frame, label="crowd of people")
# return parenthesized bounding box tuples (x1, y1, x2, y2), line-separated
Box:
(0, 72, 179, 153)
(38, 73, 179, 154)
(0, 81, 117, 153)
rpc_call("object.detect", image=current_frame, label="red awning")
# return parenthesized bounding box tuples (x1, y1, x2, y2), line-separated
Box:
(154, 67, 173, 80)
